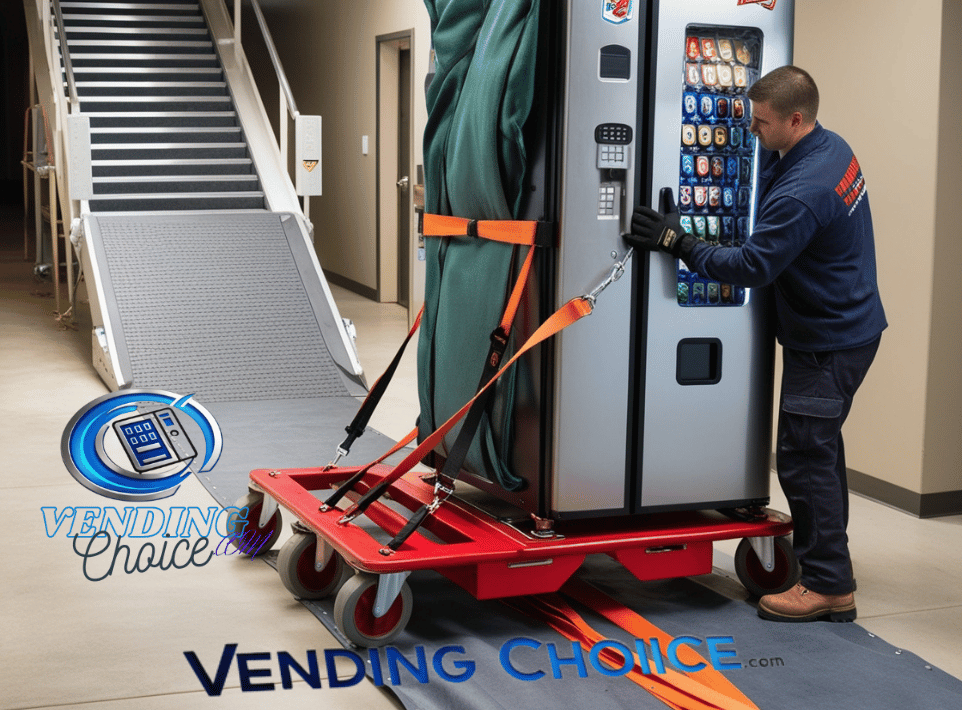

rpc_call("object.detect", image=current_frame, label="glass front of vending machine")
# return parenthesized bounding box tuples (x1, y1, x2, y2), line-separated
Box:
(678, 28, 763, 307)
(632, 2, 794, 513)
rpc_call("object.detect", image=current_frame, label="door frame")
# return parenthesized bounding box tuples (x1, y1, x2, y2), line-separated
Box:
(375, 29, 415, 306)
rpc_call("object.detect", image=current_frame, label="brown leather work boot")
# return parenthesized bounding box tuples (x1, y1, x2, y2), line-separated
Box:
(757, 583, 857, 623)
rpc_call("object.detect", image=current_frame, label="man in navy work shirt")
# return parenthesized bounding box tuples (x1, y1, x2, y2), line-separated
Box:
(628, 66, 886, 623)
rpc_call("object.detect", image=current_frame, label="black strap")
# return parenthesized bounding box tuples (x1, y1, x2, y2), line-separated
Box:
(322, 466, 373, 510)
(383, 325, 510, 551)
(331, 308, 422, 462)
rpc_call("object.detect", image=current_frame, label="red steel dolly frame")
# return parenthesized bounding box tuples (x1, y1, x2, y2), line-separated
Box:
(232, 463, 797, 647)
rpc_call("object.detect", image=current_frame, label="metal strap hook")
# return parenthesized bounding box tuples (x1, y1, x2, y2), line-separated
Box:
(583, 246, 634, 311)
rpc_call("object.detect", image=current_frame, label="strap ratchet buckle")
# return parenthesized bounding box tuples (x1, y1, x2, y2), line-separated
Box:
(427, 475, 456, 514)
(323, 445, 349, 472)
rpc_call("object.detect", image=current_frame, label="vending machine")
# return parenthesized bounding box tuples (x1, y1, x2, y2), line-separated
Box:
(458, 0, 795, 521)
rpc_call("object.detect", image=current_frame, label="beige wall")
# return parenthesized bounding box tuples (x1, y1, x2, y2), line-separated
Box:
(924, 0, 962, 495)
(795, 0, 961, 508)
(252, 1, 960, 512)
(249, 0, 431, 301)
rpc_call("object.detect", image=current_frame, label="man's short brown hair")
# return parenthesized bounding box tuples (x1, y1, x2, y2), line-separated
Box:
(746, 65, 819, 123)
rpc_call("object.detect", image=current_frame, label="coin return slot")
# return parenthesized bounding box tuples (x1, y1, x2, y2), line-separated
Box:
(677, 338, 722, 386)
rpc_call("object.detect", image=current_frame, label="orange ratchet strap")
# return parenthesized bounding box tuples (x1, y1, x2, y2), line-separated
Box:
(328, 214, 555, 544)
(421, 213, 555, 247)
(562, 579, 759, 710)
(331, 297, 592, 530)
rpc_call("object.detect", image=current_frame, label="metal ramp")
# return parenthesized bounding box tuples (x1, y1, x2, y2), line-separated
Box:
(22, 0, 362, 394)
(84, 211, 365, 399)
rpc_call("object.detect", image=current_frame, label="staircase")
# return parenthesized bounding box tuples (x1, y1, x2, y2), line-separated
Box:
(58, 0, 266, 212)
(25, 0, 364, 393)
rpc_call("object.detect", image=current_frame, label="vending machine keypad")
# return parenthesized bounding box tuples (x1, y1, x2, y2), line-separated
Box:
(596, 122, 633, 170)
(676, 26, 763, 306)
(595, 123, 631, 219)
(598, 182, 620, 219)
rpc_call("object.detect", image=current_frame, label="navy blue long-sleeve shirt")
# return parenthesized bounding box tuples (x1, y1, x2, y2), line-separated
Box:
(687, 123, 887, 351)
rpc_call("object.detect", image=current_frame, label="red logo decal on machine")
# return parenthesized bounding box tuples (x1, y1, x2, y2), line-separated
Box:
(602, 0, 633, 24)
(737, 0, 778, 10)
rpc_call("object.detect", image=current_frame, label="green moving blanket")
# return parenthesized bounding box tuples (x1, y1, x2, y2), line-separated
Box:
(418, 0, 541, 490)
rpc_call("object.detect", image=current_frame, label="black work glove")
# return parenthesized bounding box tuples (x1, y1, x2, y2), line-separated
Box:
(627, 188, 697, 261)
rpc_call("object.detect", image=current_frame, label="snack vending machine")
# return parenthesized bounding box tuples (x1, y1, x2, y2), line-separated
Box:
(466, 0, 795, 520)
(632, 2, 793, 515)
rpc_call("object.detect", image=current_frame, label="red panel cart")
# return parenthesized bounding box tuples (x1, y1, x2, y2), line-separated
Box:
(234, 462, 795, 647)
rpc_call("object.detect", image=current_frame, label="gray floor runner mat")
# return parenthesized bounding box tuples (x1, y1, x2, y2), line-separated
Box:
(198, 397, 404, 507)
(289, 559, 962, 710)
(198, 401, 962, 709)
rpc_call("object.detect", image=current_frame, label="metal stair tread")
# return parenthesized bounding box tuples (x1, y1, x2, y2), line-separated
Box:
(92, 141, 247, 148)
(79, 96, 231, 102)
(65, 39, 212, 47)
(90, 126, 240, 133)
(61, 14, 205, 23)
(62, 26, 209, 34)
(59, 2, 201, 9)
(93, 174, 256, 182)
(72, 67, 223, 74)
(91, 158, 252, 165)
(82, 112, 236, 119)
(90, 191, 265, 199)
(66, 53, 218, 60)
(74, 80, 226, 87)
(68, 44, 214, 52)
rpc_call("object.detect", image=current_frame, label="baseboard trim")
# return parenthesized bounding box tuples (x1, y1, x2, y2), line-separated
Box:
(768, 455, 962, 518)
(847, 469, 962, 519)
(323, 270, 377, 301)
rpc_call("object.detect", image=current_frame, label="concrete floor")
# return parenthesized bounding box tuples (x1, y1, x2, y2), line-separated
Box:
(2, 203, 960, 709)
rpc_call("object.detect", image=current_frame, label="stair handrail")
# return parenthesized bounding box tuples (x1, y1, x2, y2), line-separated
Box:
(228, 0, 317, 216)
(231, 0, 299, 159)
(245, 0, 298, 120)
(51, 0, 80, 112)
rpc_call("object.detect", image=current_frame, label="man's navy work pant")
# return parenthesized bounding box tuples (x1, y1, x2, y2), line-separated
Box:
(776, 336, 881, 596)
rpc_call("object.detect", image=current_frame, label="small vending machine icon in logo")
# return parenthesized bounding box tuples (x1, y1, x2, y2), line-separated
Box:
(602, 0, 634, 25)
(62, 390, 222, 501)
(112, 408, 198, 475)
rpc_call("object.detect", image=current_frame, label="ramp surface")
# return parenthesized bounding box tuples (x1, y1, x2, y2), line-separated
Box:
(87, 211, 362, 401)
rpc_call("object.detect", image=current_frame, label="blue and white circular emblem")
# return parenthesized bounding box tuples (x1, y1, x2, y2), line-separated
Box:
(61, 389, 222, 501)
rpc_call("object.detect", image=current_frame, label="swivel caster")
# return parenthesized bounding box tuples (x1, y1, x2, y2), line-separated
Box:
(333, 572, 413, 647)
(226, 491, 283, 556)
(277, 532, 351, 599)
